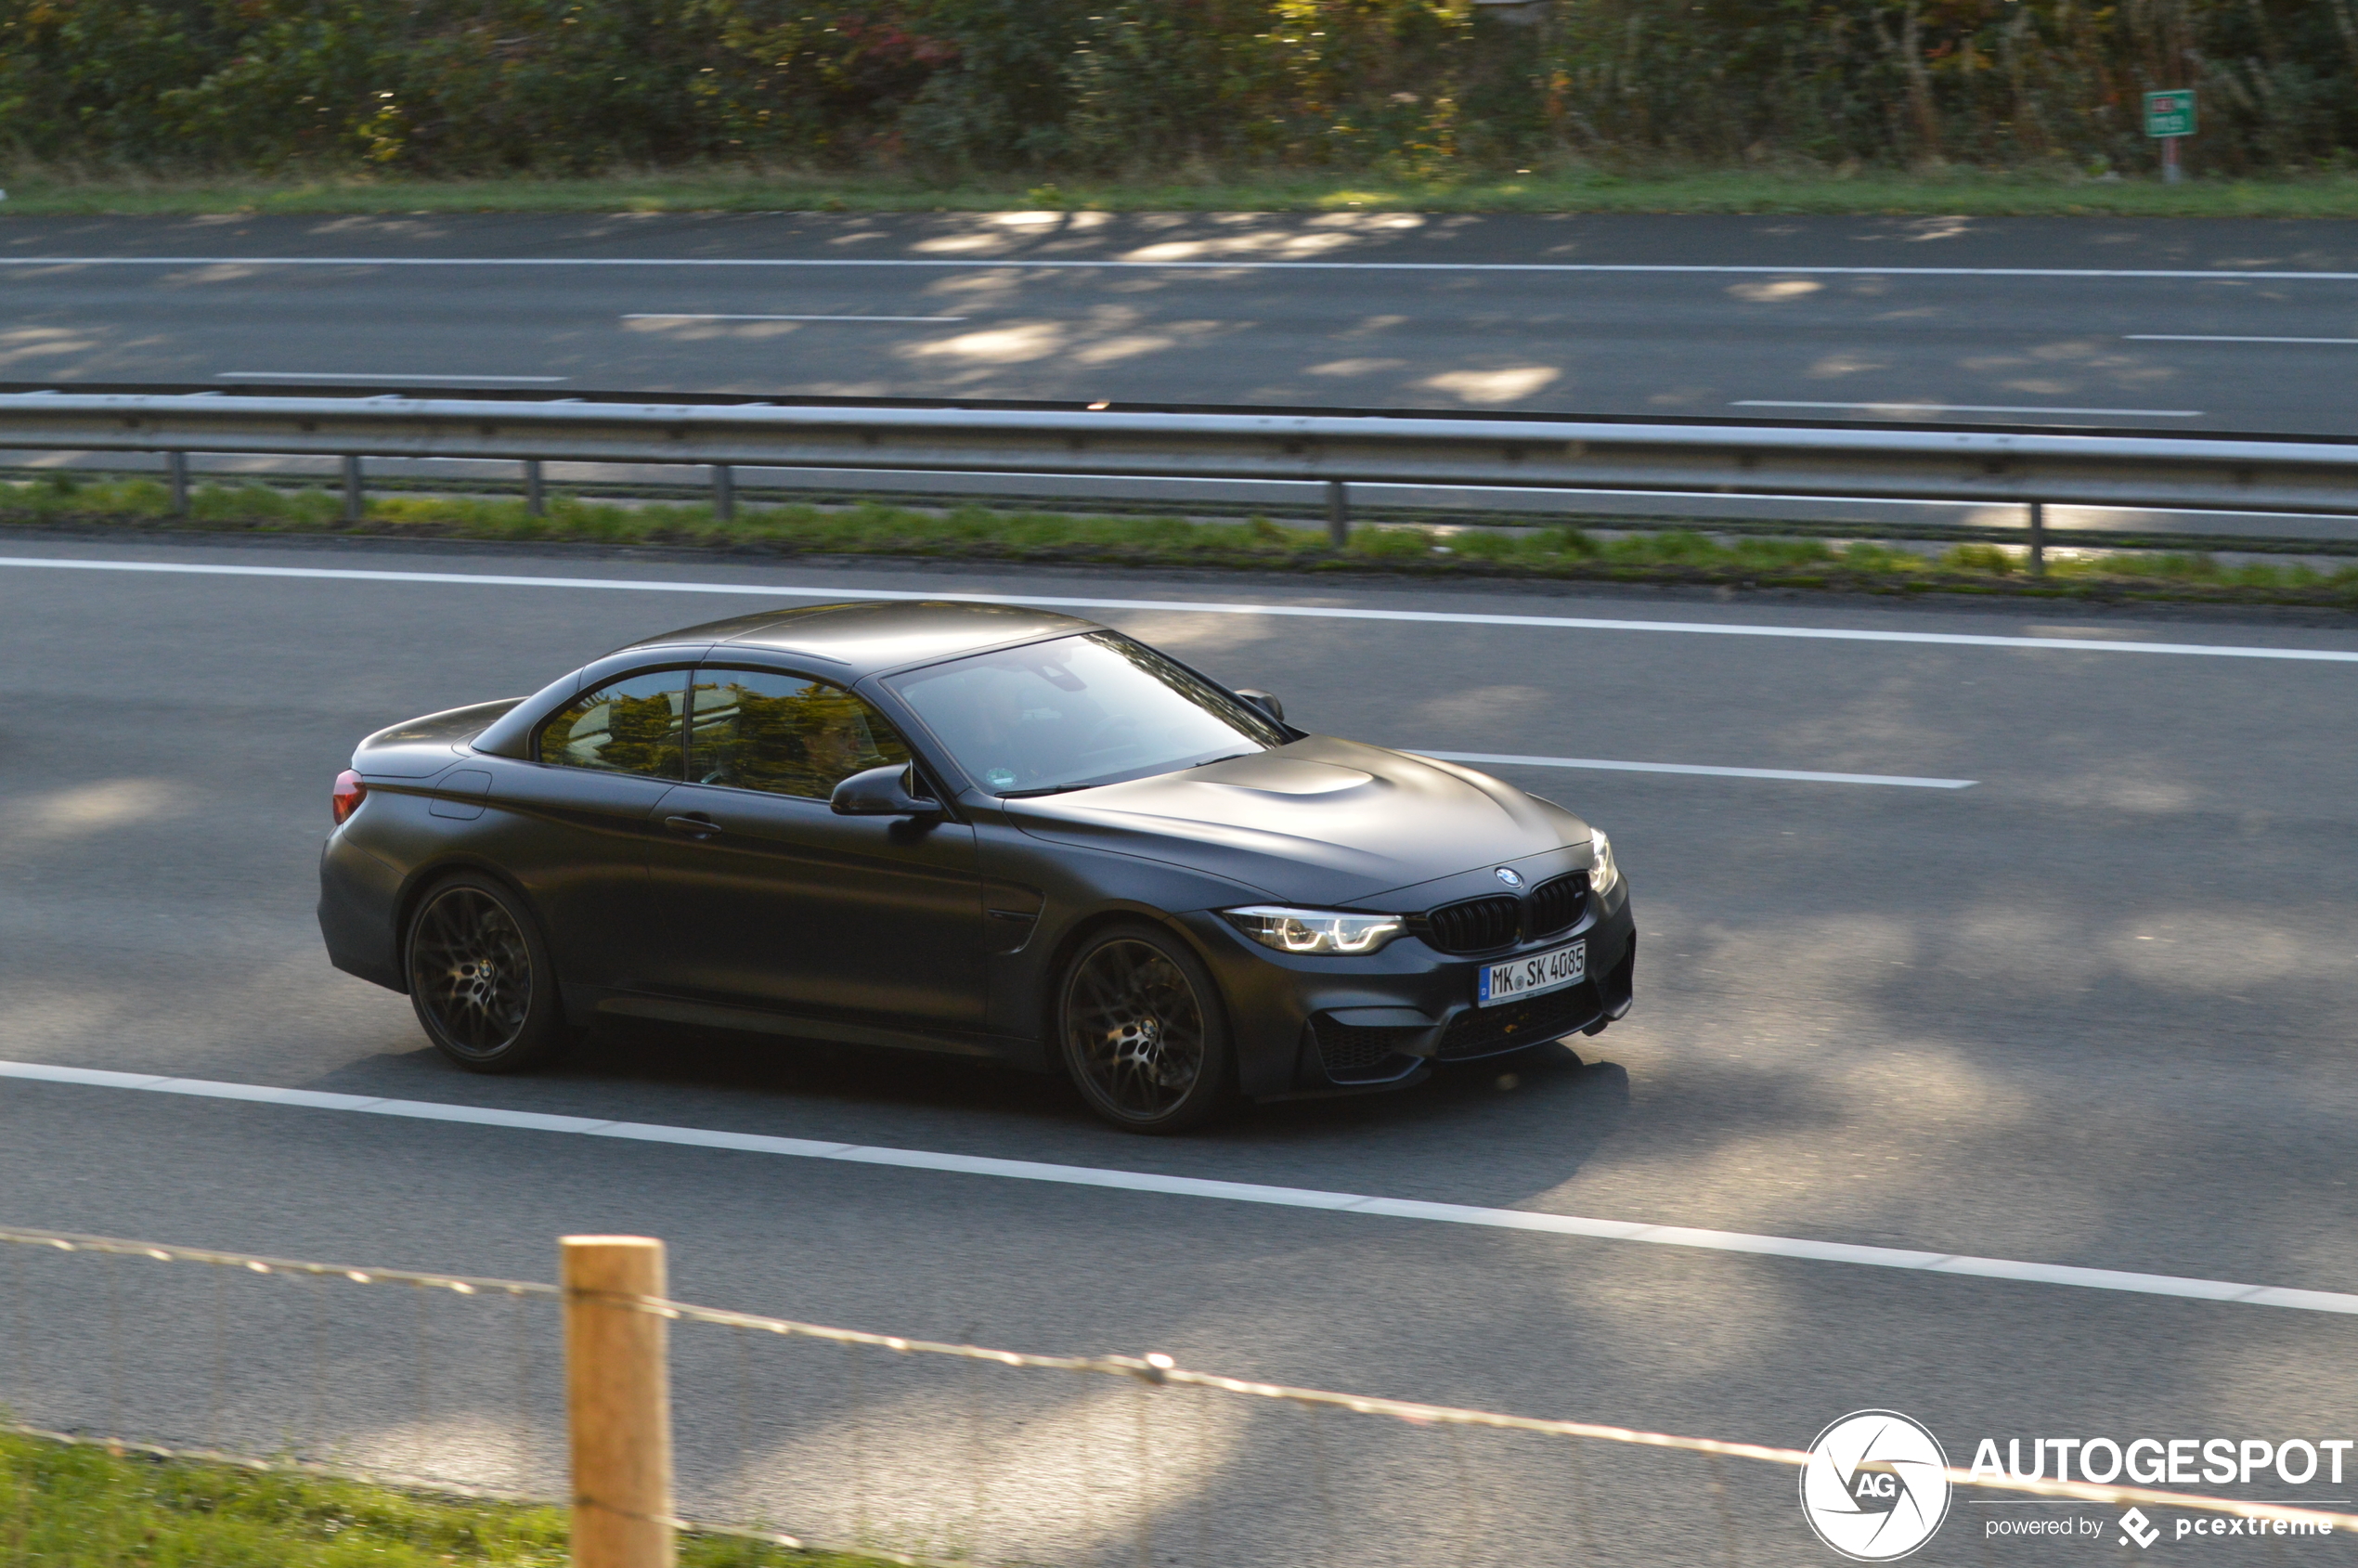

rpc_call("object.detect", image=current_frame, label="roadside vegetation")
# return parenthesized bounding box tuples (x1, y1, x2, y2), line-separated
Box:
(0, 1430, 870, 1568)
(6, 474, 2354, 610)
(13, 165, 2358, 220)
(1, 0, 2353, 218)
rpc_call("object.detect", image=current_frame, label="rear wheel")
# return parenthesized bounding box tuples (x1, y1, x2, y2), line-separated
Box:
(1057, 924, 1231, 1134)
(405, 875, 570, 1073)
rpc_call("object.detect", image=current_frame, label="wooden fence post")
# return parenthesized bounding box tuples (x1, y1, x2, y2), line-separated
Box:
(564, 1236, 675, 1568)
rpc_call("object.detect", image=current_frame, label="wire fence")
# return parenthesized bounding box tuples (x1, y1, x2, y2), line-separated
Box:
(4, 1225, 2352, 1566)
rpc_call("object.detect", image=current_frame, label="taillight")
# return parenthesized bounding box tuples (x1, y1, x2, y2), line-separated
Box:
(331, 769, 367, 825)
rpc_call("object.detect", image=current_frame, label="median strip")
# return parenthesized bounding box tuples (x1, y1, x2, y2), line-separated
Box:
(5, 555, 2356, 662)
(6, 1058, 2353, 1316)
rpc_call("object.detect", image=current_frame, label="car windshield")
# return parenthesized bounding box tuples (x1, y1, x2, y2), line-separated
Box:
(887, 632, 1285, 796)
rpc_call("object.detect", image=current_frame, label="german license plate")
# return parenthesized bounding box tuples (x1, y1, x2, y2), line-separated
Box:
(1477, 940, 1587, 1007)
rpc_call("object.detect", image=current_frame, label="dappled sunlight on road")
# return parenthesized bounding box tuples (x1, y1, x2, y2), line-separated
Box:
(1070, 331, 1181, 366)
(713, 1367, 1247, 1564)
(619, 317, 804, 342)
(1419, 366, 1561, 404)
(1803, 351, 1888, 380)
(1726, 280, 1824, 303)
(1556, 1247, 1810, 1378)
(900, 320, 1068, 365)
(1308, 356, 1409, 377)
(0, 325, 106, 367)
(2, 777, 185, 841)
(908, 214, 1092, 255)
(2008, 766, 2199, 813)
(891, 306, 1243, 379)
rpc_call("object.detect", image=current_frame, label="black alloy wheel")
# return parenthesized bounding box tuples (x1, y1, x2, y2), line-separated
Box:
(405, 875, 570, 1073)
(1057, 925, 1231, 1134)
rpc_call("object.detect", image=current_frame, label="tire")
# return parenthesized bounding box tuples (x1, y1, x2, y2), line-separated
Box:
(404, 873, 571, 1074)
(1056, 922, 1232, 1134)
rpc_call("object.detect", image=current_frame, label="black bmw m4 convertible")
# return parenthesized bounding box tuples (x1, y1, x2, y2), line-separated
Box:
(318, 600, 1636, 1133)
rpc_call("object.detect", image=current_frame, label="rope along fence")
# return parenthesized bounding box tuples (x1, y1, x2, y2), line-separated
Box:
(4, 1225, 2351, 1566)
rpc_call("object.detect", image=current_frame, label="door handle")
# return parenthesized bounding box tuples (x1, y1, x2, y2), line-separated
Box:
(664, 814, 720, 838)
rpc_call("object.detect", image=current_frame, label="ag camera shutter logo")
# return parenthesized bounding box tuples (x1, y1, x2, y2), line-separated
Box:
(1800, 1410, 1953, 1561)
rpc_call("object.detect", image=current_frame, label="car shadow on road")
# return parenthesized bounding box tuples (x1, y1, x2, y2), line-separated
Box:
(478, 1017, 1639, 1209)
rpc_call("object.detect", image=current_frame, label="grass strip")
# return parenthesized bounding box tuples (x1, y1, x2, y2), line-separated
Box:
(0, 1429, 882, 1568)
(8, 474, 2357, 609)
(9, 166, 2358, 220)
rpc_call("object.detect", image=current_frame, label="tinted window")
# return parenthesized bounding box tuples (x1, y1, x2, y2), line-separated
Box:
(689, 668, 911, 800)
(885, 632, 1281, 797)
(538, 671, 687, 778)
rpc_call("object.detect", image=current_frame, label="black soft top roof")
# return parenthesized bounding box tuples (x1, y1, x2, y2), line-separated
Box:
(618, 599, 1103, 678)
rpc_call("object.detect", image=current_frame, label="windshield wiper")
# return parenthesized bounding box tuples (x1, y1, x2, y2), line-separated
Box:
(998, 783, 1099, 797)
(1004, 750, 1259, 797)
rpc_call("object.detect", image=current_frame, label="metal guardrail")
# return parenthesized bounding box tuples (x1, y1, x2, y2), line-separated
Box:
(5, 389, 2358, 557)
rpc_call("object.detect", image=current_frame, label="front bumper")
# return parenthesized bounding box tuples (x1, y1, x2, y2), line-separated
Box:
(1182, 883, 1638, 1099)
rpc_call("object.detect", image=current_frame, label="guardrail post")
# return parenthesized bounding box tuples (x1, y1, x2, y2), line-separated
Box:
(525, 460, 547, 517)
(2028, 499, 2046, 577)
(711, 464, 735, 523)
(342, 455, 365, 524)
(1325, 480, 1350, 548)
(167, 451, 189, 519)
(564, 1235, 674, 1568)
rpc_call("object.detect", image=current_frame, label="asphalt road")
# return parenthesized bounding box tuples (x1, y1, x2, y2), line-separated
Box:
(7, 212, 2358, 433)
(3, 534, 2355, 1562)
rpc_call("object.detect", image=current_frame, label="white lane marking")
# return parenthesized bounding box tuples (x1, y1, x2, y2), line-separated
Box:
(1412, 750, 1976, 788)
(5, 555, 2357, 664)
(1734, 399, 2204, 418)
(2128, 334, 2358, 345)
(5, 255, 2358, 280)
(3, 1058, 2350, 1315)
(215, 371, 569, 383)
(622, 312, 967, 323)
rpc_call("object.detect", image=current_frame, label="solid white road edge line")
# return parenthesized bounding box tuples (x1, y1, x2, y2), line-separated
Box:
(621, 313, 969, 323)
(8, 256, 2358, 280)
(5, 1058, 2351, 1315)
(6, 554, 2357, 664)
(214, 371, 571, 382)
(1732, 400, 2204, 418)
(2127, 335, 2358, 345)
(1410, 750, 1976, 788)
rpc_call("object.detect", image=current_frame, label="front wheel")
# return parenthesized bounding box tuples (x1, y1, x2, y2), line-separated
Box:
(405, 874, 571, 1073)
(1056, 924, 1232, 1134)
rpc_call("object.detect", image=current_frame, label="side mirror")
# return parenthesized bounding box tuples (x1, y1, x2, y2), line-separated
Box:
(830, 763, 942, 818)
(1235, 688, 1285, 724)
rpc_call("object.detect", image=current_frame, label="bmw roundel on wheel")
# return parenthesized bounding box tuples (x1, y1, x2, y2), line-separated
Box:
(317, 600, 1636, 1133)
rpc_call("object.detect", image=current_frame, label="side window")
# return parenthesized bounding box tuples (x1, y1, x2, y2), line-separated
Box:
(538, 671, 687, 779)
(689, 667, 911, 800)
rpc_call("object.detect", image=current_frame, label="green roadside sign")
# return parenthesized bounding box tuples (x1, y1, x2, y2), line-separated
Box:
(2144, 90, 2196, 138)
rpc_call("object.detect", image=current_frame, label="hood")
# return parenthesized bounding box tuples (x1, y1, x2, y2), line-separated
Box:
(1005, 736, 1589, 905)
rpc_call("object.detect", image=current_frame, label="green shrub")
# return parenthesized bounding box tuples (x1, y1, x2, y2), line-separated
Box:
(1942, 542, 2017, 575)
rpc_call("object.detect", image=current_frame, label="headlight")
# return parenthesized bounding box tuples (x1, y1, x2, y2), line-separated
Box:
(1588, 828, 1622, 900)
(1222, 906, 1406, 955)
